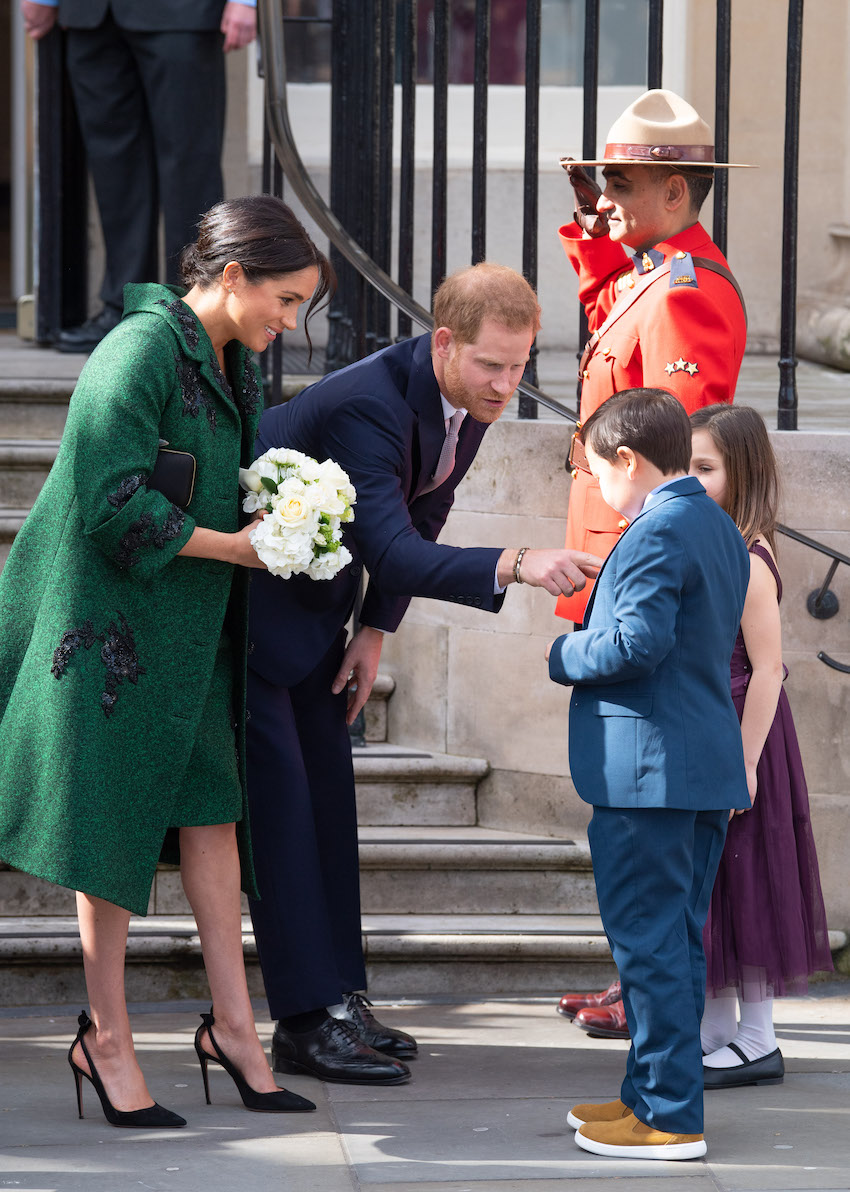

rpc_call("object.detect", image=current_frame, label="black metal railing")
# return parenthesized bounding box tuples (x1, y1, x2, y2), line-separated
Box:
(259, 0, 805, 426)
(258, 0, 850, 668)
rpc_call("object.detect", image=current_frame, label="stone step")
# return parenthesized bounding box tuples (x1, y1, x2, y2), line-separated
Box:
(352, 746, 489, 826)
(0, 507, 26, 571)
(4, 826, 588, 918)
(0, 380, 75, 439)
(358, 826, 597, 914)
(0, 439, 60, 507)
(0, 912, 616, 1005)
(1, 911, 844, 1008)
(364, 673, 395, 743)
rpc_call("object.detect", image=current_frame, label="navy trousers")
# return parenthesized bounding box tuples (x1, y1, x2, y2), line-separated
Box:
(587, 804, 728, 1134)
(246, 632, 367, 1019)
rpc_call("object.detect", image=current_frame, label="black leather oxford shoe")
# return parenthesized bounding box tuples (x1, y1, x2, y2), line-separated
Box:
(57, 307, 121, 354)
(339, 993, 418, 1059)
(271, 1017, 411, 1085)
(703, 1045, 784, 1089)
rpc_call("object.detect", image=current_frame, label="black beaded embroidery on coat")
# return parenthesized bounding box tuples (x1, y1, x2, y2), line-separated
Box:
(174, 355, 216, 432)
(156, 298, 200, 351)
(209, 353, 233, 402)
(51, 612, 146, 717)
(116, 505, 185, 568)
(51, 620, 98, 679)
(107, 474, 144, 511)
(150, 505, 185, 549)
(99, 614, 146, 717)
(239, 358, 262, 419)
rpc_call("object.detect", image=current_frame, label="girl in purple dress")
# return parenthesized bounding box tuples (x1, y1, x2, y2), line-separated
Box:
(689, 404, 833, 1090)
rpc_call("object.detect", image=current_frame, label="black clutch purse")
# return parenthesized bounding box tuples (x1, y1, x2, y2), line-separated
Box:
(149, 441, 196, 507)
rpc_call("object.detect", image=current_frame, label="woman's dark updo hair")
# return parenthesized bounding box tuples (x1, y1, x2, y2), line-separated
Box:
(180, 195, 336, 356)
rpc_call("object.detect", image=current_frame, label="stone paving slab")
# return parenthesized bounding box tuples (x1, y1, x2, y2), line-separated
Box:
(2, 992, 848, 1191)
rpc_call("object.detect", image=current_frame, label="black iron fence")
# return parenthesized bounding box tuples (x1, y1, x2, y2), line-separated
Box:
(259, 0, 806, 428)
(258, 0, 850, 661)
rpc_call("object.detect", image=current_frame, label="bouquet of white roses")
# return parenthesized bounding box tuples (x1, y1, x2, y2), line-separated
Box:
(239, 448, 356, 580)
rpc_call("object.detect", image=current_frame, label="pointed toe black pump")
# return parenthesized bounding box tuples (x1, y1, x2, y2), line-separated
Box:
(68, 1011, 187, 1129)
(194, 1010, 316, 1113)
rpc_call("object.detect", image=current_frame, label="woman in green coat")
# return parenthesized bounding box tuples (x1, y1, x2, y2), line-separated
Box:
(0, 196, 334, 1126)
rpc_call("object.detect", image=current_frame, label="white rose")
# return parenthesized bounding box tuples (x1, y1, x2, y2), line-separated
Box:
(272, 494, 313, 530)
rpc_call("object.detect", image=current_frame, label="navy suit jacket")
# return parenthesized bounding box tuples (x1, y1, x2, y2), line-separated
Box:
(249, 334, 504, 687)
(549, 477, 750, 812)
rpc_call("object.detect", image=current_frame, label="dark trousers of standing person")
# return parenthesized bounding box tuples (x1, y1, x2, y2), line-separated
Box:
(65, 14, 225, 316)
(245, 632, 367, 1020)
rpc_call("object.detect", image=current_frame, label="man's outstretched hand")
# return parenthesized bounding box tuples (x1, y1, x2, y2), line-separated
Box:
(497, 548, 602, 598)
(562, 159, 609, 239)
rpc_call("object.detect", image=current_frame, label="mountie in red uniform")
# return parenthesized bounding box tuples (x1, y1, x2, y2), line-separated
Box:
(556, 219, 747, 623)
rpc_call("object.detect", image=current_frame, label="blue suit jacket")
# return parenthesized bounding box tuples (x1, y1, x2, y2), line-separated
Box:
(549, 477, 750, 811)
(249, 334, 504, 687)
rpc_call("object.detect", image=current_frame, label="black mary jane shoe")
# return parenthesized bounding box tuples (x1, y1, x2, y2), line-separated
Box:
(68, 1011, 187, 1128)
(195, 1010, 316, 1112)
(340, 992, 418, 1059)
(703, 1043, 785, 1090)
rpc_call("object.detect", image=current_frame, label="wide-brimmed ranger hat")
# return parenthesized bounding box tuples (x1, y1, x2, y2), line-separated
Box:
(561, 88, 753, 169)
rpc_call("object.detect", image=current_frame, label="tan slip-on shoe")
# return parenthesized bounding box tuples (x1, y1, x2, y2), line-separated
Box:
(575, 1112, 707, 1160)
(566, 1097, 631, 1130)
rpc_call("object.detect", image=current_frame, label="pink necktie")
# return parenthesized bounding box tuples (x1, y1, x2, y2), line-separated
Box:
(422, 410, 463, 494)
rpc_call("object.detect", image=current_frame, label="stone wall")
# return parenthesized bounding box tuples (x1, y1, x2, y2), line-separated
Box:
(379, 416, 850, 930)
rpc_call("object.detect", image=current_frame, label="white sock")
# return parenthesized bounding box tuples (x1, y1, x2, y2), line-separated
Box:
(704, 984, 776, 1068)
(734, 996, 777, 1060)
(701, 994, 738, 1055)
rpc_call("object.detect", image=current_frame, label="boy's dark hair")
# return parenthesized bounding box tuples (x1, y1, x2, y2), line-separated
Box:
(581, 388, 691, 475)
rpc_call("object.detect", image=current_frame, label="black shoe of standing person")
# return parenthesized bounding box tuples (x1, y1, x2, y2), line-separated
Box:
(271, 1016, 412, 1085)
(337, 992, 418, 1059)
(57, 307, 121, 354)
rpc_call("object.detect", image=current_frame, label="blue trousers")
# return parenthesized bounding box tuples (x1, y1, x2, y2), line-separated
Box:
(587, 804, 728, 1134)
(246, 632, 367, 1019)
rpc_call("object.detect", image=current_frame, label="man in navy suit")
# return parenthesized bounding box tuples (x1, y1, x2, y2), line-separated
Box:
(548, 389, 749, 1160)
(247, 263, 600, 1083)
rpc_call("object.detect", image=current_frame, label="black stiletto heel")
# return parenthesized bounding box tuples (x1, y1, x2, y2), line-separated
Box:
(68, 1011, 187, 1129)
(194, 1010, 315, 1113)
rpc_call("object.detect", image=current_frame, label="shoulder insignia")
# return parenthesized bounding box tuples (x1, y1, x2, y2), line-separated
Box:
(669, 250, 699, 289)
(634, 247, 664, 275)
(665, 357, 699, 377)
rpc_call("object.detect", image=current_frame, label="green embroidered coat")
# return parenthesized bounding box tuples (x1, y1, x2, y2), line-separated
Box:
(0, 284, 263, 915)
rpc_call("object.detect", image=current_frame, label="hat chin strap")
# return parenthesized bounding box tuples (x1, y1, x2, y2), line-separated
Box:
(605, 142, 715, 162)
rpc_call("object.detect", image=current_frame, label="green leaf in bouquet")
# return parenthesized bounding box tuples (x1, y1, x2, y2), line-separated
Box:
(260, 476, 279, 494)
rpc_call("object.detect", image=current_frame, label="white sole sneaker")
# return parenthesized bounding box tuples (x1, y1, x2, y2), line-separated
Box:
(566, 1110, 586, 1129)
(575, 1131, 707, 1161)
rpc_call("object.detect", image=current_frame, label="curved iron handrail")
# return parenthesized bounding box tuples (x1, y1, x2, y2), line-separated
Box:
(260, 0, 847, 670)
(258, 0, 578, 424)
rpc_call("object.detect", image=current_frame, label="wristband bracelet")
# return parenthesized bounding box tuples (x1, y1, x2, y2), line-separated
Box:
(514, 546, 529, 584)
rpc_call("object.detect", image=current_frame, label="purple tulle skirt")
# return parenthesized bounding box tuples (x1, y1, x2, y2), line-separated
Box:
(703, 674, 833, 998)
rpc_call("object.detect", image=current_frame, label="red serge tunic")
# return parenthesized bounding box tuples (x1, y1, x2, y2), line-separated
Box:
(556, 219, 747, 623)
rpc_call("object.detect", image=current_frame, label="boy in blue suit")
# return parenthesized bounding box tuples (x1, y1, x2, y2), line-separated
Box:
(548, 388, 750, 1160)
